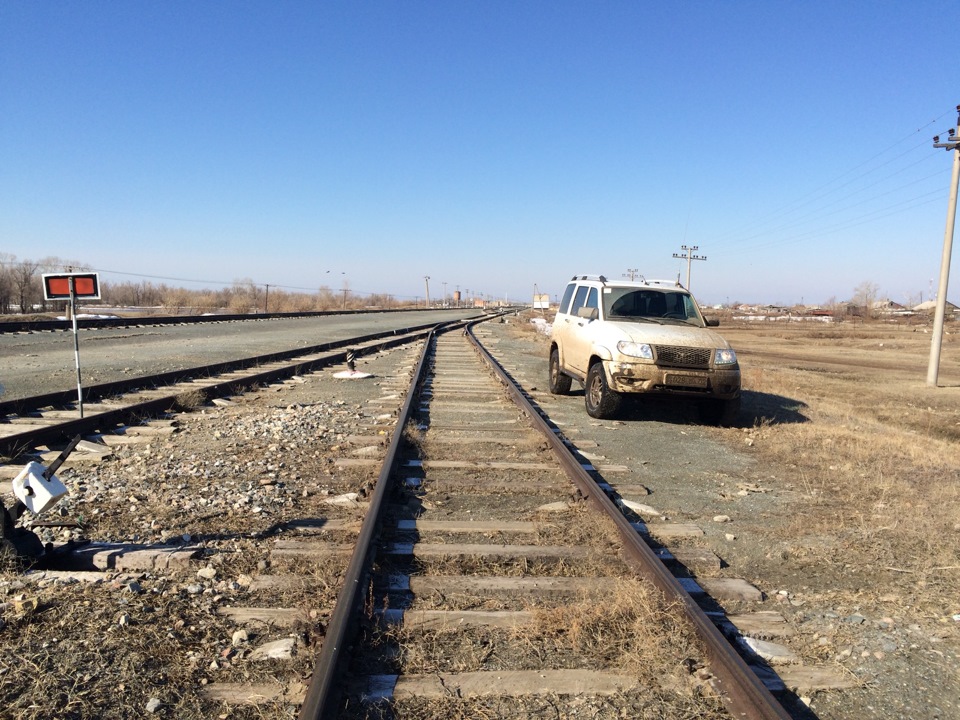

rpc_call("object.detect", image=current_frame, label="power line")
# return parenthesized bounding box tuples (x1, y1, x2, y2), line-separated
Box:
(711, 106, 957, 252)
(0, 261, 426, 300)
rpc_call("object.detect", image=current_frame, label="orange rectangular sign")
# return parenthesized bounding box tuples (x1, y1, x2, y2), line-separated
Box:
(42, 273, 101, 300)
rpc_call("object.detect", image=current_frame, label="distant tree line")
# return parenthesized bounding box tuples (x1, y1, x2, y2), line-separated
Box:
(0, 255, 401, 316)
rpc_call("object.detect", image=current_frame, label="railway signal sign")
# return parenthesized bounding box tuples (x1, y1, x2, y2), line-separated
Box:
(40, 272, 101, 418)
(42, 272, 100, 300)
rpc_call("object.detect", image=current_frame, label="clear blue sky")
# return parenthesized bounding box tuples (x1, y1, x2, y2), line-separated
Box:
(1, 1, 957, 306)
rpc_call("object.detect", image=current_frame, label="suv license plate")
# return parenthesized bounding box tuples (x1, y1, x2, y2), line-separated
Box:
(665, 374, 708, 388)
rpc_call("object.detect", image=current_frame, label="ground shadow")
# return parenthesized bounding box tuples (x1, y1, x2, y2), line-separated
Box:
(581, 389, 811, 427)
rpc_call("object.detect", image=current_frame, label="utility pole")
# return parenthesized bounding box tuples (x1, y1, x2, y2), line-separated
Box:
(264, 284, 269, 314)
(442, 281, 447, 307)
(424, 276, 431, 307)
(672, 245, 706, 289)
(927, 105, 960, 387)
(624, 268, 640, 281)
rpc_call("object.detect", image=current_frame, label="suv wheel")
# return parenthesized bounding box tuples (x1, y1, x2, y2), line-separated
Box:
(585, 362, 621, 419)
(548, 347, 572, 395)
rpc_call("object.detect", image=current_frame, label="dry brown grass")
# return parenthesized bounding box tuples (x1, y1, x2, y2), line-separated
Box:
(369, 579, 726, 719)
(174, 388, 207, 411)
(719, 321, 960, 613)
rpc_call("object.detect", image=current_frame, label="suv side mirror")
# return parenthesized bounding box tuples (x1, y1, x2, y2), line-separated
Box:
(705, 318, 720, 327)
(576, 306, 599, 321)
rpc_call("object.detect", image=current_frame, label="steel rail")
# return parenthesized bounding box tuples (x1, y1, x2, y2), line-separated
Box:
(297, 327, 438, 720)
(0, 321, 468, 459)
(0, 307, 452, 334)
(464, 321, 790, 720)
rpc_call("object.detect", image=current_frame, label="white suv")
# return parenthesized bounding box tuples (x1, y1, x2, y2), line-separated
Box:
(548, 275, 741, 423)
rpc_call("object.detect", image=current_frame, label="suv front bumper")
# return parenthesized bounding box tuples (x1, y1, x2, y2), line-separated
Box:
(605, 360, 741, 399)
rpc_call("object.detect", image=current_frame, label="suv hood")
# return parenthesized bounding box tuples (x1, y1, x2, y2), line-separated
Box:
(610, 321, 732, 349)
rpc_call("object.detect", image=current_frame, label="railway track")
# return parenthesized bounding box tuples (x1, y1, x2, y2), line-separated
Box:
(0, 308, 455, 335)
(0, 318, 468, 460)
(0, 317, 794, 719)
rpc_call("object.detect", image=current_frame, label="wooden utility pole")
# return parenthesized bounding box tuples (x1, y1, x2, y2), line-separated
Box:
(672, 245, 706, 289)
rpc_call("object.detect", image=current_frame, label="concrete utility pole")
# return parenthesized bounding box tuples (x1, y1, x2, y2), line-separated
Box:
(927, 106, 960, 387)
(424, 276, 431, 307)
(672, 245, 706, 289)
(624, 268, 640, 281)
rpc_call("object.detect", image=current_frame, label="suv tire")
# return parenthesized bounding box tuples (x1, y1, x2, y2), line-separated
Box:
(585, 362, 621, 419)
(548, 347, 573, 395)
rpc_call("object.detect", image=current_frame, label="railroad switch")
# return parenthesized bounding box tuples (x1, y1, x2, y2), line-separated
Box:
(1, 436, 78, 562)
(333, 348, 374, 379)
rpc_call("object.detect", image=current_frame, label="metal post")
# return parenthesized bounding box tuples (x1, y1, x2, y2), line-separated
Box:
(927, 112, 960, 387)
(69, 277, 84, 418)
(424, 276, 431, 307)
(264, 284, 269, 314)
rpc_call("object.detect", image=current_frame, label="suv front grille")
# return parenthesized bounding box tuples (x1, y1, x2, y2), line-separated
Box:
(653, 345, 711, 368)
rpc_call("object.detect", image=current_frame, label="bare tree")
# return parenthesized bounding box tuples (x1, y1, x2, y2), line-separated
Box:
(227, 279, 262, 314)
(11, 260, 40, 314)
(851, 281, 881, 318)
(0, 253, 15, 314)
(162, 287, 192, 315)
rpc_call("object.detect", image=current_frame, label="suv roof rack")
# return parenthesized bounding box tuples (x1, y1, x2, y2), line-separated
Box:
(643, 278, 684, 288)
(568, 275, 685, 289)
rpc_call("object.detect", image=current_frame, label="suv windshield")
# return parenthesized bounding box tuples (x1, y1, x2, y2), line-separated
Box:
(603, 287, 703, 325)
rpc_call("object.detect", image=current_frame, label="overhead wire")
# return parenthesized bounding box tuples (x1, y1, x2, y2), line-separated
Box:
(0, 260, 424, 300)
(710, 107, 957, 253)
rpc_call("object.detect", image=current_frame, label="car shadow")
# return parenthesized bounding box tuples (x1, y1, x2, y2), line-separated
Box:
(566, 388, 810, 427)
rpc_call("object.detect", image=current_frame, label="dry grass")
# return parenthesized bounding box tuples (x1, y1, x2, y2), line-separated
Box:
(174, 388, 207, 411)
(719, 322, 960, 613)
(365, 579, 726, 719)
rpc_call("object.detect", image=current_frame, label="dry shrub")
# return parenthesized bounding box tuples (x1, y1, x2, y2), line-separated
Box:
(402, 420, 426, 460)
(174, 388, 206, 411)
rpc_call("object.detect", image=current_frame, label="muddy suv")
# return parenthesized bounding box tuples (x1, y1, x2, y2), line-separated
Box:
(548, 275, 741, 423)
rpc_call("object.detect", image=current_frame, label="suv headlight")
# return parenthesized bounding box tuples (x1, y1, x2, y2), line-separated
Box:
(617, 341, 653, 360)
(715, 348, 738, 365)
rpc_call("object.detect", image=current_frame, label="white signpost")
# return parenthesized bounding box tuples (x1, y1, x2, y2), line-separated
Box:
(42, 272, 100, 418)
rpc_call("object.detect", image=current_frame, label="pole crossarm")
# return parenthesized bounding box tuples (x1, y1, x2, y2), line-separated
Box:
(672, 245, 707, 290)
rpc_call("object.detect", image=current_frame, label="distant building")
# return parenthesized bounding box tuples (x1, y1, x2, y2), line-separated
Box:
(872, 299, 906, 312)
(913, 299, 959, 313)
